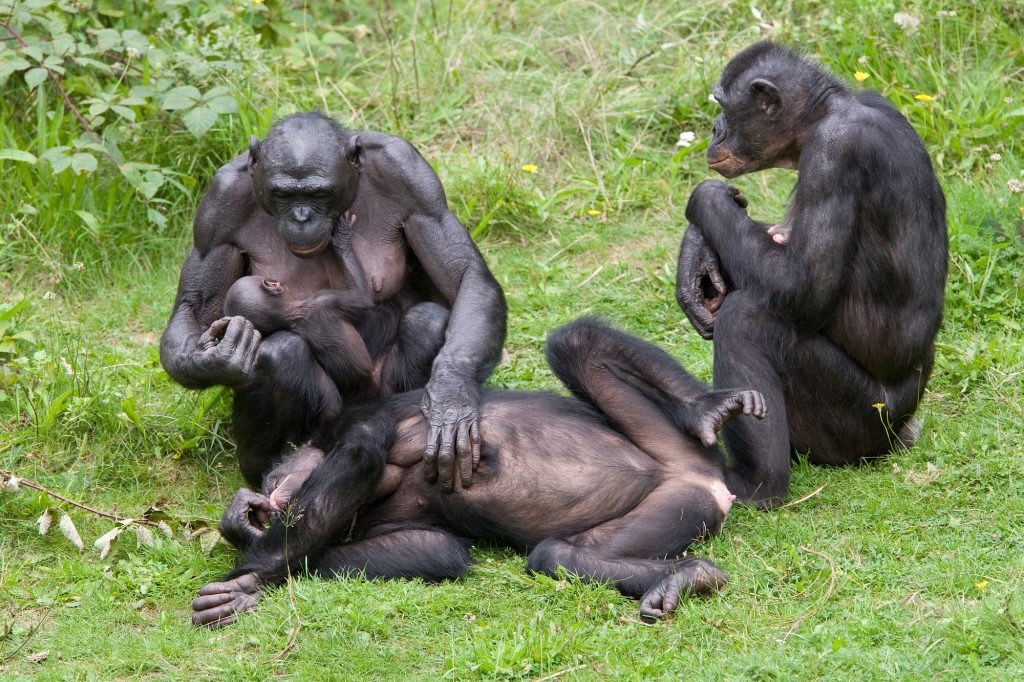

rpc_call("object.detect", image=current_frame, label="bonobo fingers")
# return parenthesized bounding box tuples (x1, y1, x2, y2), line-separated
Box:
(638, 558, 728, 622)
(191, 573, 263, 628)
(689, 389, 768, 447)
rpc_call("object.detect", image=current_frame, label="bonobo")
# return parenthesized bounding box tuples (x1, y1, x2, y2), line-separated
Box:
(160, 112, 506, 489)
(676, 41, 947, 506)
(193, 316, 767, 627)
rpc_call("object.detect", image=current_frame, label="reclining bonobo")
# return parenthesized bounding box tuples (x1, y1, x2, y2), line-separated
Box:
(194, 279, 766, 626)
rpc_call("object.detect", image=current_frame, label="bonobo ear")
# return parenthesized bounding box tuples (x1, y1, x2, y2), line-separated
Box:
(248, 135, 262, 171)
(345, 134, 363, 171)
(748, 78, 781, 119)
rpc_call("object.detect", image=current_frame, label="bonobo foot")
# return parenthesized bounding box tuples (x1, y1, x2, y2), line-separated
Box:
(686, 389, 767, 447)
(191, 572, 263, 628)
(639, 558, 728, 621)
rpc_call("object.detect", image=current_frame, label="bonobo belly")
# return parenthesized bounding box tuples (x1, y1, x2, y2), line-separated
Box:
(383, 395, 662, 548)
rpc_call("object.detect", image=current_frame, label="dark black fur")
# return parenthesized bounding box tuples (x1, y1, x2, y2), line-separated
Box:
(193, 318, 767, 626)
(159, 113, 506, 488)
(676, 41, 947, 506)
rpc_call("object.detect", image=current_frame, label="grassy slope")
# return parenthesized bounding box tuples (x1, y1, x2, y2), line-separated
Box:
(2, 1, 1023, 679)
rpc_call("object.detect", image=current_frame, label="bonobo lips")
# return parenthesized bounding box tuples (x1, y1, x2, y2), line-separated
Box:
(287, 232, 331, 258)
(707, 154, 746, 178)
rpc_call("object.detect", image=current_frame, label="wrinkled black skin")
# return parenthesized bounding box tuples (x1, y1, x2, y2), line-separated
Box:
(160, 112, 506, 489)
(194, 317, 769, 627)
(676, 42, 948, 507)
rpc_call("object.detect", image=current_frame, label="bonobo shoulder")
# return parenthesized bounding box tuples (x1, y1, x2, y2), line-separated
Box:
(193, 152, 256, 253)
(359, 131, 446, 211)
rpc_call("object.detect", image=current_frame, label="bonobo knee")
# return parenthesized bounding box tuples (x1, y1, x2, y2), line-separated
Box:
(400, 302, 449, 342)
(254, 331, 312, 376)
(545, 316, 607, 366)
(526, 538, 572, 577)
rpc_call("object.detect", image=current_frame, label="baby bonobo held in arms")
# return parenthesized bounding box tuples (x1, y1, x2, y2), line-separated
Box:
(194, 287, 767, 627)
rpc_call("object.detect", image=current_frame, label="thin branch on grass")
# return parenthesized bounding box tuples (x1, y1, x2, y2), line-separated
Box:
(268, 508, 303, 662)
(533, 663, 589, 681)
(779, 482, 829, 509)
(0, 21, 98, 140)
(0, 469, 160, 528)
(0, 608, 50, 663)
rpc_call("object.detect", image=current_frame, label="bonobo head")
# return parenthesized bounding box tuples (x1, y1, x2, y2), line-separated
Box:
(223, 275, 297, 335)
(248, 112, 362, 258)
(706, 41, 846, 178)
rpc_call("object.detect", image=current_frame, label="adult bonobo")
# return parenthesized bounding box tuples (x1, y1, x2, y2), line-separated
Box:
(676, 41, 947, 507)
(192, 315, 767, 627)
(160, 112, 506, 489)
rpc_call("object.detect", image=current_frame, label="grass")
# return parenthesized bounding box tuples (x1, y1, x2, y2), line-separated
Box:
(2, 0, 1023, 679)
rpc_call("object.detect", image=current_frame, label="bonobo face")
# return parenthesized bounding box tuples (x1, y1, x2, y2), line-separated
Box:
(705, 79, 794, 178)
(249, 116, 359, 258)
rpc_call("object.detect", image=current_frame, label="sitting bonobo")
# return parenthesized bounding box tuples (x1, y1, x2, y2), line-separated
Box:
(194, 312, 767, 626)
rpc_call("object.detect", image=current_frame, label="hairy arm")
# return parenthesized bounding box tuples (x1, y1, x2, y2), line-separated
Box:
(687, 142, 860, 330)
(159, 160, 262, 388)
(388, 140, 507, 491)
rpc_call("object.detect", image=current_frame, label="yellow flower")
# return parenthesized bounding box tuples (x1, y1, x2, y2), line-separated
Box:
(976, 580, 988, 591)
(585, 209, 600, 217)
(521, 164, 538, 173)
(872, 402, 885, 411)
(914, 93, 935, 102)
(854, 71, 869, 82)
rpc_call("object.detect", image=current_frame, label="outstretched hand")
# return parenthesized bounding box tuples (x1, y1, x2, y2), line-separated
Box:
(421, 376, 482, 492)
(190, 316, 261, 387)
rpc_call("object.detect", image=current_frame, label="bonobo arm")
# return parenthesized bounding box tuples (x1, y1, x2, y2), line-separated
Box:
(296, 290, 377, 398)
(159, 243, 261, 389)
(676, 226, 729, 340)
(160, 162, 262, 389)
(389, 142, 506, 492)
(686, 143, 860, 330)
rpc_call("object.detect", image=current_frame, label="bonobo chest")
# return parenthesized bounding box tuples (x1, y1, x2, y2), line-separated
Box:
(348, 194, 408, 303)
(234, 213, 351, 300)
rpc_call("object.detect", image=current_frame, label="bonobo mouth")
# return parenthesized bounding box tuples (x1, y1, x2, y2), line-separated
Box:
(707, 153, 747, 178)
(260, 279, 283, 295)
(287, 232, 331, 258)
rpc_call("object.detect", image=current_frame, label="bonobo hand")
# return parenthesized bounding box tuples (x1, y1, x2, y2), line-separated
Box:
(190, 316, 261, 387)
(684, 179, 748, 224)
(218, 488, 272, 550)
(421, 375, 481, 492)
(676, 227, 728, 340)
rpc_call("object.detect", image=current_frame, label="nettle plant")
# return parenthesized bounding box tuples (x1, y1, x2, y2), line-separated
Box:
(0, 0, 276, 216)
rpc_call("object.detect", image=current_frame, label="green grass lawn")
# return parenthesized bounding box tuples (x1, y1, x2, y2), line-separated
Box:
(2, 1, 1023, 679)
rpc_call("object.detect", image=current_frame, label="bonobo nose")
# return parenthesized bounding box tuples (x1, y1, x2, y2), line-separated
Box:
(711, 117, 727, 144)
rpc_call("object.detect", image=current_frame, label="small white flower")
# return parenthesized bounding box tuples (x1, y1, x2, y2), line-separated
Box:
(43, 291, 57, 300)
(1008, 179, 1024, 194)
(676, 131, 697, 148)
(858, 55, 869, 65)
(708, 92, 718, 104)
(73, 261, 84, 271)
(936, 10, 956, 18)
(125, 47, 141, 59)
(893, 12, 921, 33)
(991, 153, 1002, 161)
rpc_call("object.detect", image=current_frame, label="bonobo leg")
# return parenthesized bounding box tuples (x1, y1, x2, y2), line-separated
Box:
(311, 526, 471, 582)
(377, 302, 449, 394)
(714, 293, 925, 507)
(192, 413, 392, 627)
(231, 331, 339, 487)
(546, 317, 765, 468)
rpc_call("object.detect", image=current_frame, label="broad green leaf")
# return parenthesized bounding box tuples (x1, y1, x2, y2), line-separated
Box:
(0, 149, 37, 164)
(182, 105, 217, 137)
(148, 208, 167, 229)
(25, 67, 48, 90)
(206, 95, 238, 115)
(70, 152, 98, 174)
(74, 210, 100, 235)
(161, 85, 201, 110)
(111, 105, 136, 121)
(203, 85, 230, 99)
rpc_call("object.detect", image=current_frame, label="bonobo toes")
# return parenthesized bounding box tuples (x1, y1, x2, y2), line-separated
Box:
(639, 558, 728, 621)
(191, 572, 263, 628)
(687, 388, 767, 447)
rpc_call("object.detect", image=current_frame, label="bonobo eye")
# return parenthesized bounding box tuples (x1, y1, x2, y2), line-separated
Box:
(261, 279, 283, 295)
(310, 189, 332, 200)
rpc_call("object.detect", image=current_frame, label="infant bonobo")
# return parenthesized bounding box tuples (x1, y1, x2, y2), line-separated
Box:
(199, 314, 768, 627)
(223, 275, 418, 419)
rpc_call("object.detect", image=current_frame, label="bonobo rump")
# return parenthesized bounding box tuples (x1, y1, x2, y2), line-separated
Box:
(677, 41, 947, 507)
(194, 316, 766, 626)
